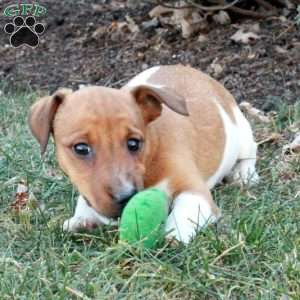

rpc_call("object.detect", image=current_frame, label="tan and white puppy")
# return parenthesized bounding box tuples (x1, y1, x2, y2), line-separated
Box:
(28, 65, 258, 244)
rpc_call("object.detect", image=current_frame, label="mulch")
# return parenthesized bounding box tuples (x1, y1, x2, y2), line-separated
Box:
(0, 0, 299, 110)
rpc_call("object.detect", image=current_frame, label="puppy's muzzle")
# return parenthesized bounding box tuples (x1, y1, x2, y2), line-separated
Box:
(114, 187, 138, 207)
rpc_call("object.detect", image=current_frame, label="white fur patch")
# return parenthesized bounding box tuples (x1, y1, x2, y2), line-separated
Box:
(206, 101, 240, 189)
(154, 179, 171, 197)
(230, 107, 259, 184)
(126, 66, 163, 88)
(233, 106, 257, 159)
(165, 192, 217, 244)
(63, 195, 117, 232)
(114, 175, 135, 201)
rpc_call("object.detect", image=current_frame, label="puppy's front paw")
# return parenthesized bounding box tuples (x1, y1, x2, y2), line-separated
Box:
(246, 171, 260, 185)
(234, 170, 260, 186)
(229, 161, 260, 186)
(165, 192, 220, 245)
(63, 217, 99, 232)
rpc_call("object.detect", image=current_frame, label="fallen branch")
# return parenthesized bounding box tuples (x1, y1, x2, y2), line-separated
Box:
(255, 0, 278, 11)
(269, 0, 287, 5)
(228, 5, 275, 18)
(217, 0, 276, 18)
(157, 0, 241, 10)
(186, 0, 241, 11)
(155, 0, 279, 19)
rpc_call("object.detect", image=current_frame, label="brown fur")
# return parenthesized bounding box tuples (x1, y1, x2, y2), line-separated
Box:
(29, 65, 238, 218)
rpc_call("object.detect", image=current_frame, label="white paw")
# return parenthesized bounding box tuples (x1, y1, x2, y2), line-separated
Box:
(165, 193, 219, 244)
(246, 171, 260, 185)
(165, 212, 218, 244)
(230, 161, 260, 186)
(63, 217, 100, 232)
(63, 195, 118, 232)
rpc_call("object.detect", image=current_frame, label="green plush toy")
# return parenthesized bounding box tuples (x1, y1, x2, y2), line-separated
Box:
(119, 188, 169, 249)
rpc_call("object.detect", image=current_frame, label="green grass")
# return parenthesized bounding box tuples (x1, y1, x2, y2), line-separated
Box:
(0, 86, 299, 300)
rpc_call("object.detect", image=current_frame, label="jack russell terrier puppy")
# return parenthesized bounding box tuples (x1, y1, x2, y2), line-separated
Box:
(29, 65, 259, 244)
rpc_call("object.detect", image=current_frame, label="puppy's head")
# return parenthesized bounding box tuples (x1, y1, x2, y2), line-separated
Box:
(28, 85, 187, 217)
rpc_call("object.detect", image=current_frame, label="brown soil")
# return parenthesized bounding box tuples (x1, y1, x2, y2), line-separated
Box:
(0, 0, 299, 110)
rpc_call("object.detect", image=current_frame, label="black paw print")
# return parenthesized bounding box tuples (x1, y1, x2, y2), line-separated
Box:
(4, 16, 45, 48)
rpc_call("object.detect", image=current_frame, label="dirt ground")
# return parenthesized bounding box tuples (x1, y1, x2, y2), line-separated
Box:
(0, 0, 299, 110)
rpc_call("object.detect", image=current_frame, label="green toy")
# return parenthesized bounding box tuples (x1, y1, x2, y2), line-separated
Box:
(119, 188, 169, 249)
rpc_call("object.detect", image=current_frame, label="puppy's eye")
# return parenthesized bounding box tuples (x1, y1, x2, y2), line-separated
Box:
(127, 138, 141, 153)
(73, 143, 92, 157)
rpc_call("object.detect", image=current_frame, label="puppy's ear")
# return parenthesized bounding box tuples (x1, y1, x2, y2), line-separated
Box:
(131, 85, 189, 124)
(28, 88, 72, 155)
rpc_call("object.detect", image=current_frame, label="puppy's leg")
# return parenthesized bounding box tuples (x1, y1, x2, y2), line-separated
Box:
(165, 181, 220, 244)
(63, 195, 117, 232)
(230, 108, 259, 185)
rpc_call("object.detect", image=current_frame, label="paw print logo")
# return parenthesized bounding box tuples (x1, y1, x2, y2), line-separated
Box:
(4, 16, 45, 48)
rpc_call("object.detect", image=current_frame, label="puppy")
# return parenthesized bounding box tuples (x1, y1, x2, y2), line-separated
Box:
(28, 65, 259, 244)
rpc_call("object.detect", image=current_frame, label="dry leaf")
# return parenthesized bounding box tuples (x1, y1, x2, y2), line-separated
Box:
(158, 15, 175, 26)
(141, 17, 159, 30)
(257, 132, 282, 146)
(240, 101, 270, 123)
(180, 18, 195, 39)
(275, 45, 288, 54)
(172, 8, 205, 38)
(231, 29, 260, 44)
(247, 52, 257, 59)
(198, 34, 208, 42)
(149, 5, 174, 18)
(150, 3, 205, 39)
(288, 122, 300, 133)
(283, 133, 300, 154)
(172, 6, 192, 23)
(110, 16, 139, 37)
(116, 23, 132, 34)
(91, 4, 105, 12)
(125, 16, 139, 33)
(92, 26, 106, 39)
(279, 16, 288, 22)
(248, 23, 260, 33)
(277, 158, 298, 182)
(11, 180, 29, 212)
(292, 42, 300, 49)
(209, 58, 223, 78)
(212, 11, 231, 25)
(285, 0, 295, 9)
(289, 133, 300, 153)
(174, 11, 193, 38)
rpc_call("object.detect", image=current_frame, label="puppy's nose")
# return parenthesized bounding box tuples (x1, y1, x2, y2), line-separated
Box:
(115, 188, 138, 206)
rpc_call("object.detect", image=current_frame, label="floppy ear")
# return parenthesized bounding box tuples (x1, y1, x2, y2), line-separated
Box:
(131, 85, 189, 124)
(28, 88, 72, 155)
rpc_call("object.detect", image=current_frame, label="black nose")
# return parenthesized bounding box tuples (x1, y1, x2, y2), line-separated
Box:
(116, 189, 138, 206)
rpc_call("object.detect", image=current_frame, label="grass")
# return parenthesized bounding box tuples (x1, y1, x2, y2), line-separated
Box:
(0, 84, 299, 300)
